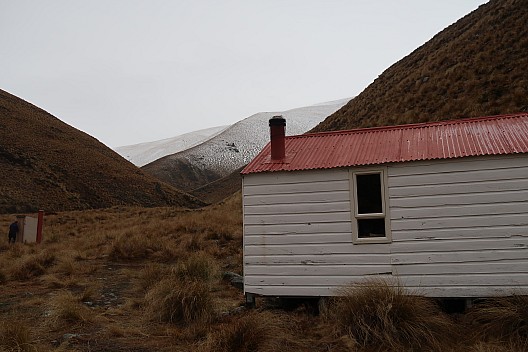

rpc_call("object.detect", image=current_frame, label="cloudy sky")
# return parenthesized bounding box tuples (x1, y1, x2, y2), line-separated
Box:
(1, 1, 487, 148)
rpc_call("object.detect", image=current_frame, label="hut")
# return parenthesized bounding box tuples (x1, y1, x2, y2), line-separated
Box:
(241, 113, 528, 302)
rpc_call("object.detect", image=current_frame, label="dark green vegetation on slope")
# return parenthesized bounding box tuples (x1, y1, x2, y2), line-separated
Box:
(313, 0, 528, 133)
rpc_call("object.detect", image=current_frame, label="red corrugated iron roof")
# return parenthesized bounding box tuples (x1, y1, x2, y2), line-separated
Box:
(241, 113, 528, 174)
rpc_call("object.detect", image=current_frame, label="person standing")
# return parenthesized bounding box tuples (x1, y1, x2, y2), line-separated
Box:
(8, 220, 19, 244)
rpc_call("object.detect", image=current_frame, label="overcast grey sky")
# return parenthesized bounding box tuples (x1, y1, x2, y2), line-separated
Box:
(1, 1, 487, 147)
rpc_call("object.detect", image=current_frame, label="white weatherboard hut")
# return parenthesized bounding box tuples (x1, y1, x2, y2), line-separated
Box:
(241, 113, 528, 301)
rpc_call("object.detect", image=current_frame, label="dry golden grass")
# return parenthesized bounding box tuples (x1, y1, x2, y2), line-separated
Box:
(173, 251, 218, 283)
(0, 88, 205, 214)
(143, 252, 219, 325)
(1, 194, 528, 351)
(46, 291, 95, 327)
(198, 311, 298, 352)
(312, 0, 528, 134)
(8, 249, 56, 281)
(325, 279, 457, 352)
(145, 279, 215, 325)
(0, 320, 34, 352)
(465, 295, 528, 351)
(136, 262, 169, 293)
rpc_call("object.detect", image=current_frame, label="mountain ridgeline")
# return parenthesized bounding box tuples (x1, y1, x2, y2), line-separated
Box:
(312, 0, 528, 133)
(0, 89, 204, 213)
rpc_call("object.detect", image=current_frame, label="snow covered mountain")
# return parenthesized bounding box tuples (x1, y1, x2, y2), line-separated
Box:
(115, 125, 228, 167)
(141, 98, 350, 192)
(116, 98, 349, 170)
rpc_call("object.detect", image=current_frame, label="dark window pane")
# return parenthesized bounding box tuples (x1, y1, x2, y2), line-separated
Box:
(356, 173, 383, 214)
(358, 218, 386, 238)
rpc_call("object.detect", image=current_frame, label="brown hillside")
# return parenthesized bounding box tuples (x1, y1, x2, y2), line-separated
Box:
(142, 157, 222, 193)
(0, 89, 205, 213)
(312, 0, 528, 133)
(190, 166, 244, 204)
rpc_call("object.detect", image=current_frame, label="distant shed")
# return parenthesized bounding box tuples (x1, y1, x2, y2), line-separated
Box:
(241, 113, 528, 300)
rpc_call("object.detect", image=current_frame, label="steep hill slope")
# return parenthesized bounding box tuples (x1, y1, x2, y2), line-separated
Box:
(143, 98, 349, 192)
(0, 89, 204, 213)
(312, 0, 527, 133)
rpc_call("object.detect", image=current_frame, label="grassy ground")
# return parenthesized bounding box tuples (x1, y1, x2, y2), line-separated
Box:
(1, 194, 527, 351)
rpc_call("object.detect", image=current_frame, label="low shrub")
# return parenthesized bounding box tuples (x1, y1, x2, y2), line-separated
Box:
(325, 279, 457, 352)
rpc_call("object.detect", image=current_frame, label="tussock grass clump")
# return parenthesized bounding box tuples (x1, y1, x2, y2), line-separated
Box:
(9, 250, 56, 281)
(466, 340, 523, 352)
(0, 320, 34, 352)
(171, 197, 242, 242)
(174, 252, 218, 282)
(40, 274, 70, 289)
(199, 311, 294, 352)
(109, 230, 182, 262)
(47, 290, 93, 326)
(465, 295, 528, 350)
(137, 263, 170, 292)
(109, 231, 152, 260)
(52, 255, 80, 276)
(141, 253, 218, 325)
(179, 232, 207, 251)
(6, 243, 28, 259)
(326, 279, 456, 352)
(145, 279, 214, 325)
(137, 252, 218, 294)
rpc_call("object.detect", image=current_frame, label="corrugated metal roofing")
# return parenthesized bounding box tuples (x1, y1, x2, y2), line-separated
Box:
(241, 113, 528, 174)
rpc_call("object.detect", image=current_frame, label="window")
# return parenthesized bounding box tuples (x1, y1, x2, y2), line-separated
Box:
(350, 169, 391, 243)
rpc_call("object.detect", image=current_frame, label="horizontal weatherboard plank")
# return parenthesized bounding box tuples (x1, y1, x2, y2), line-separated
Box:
(244, 253, 391, 265)
(243, 190, 350, 206)
(244, 264, 391, 276)
(244, 201, 350, 215)
(244, 222, 351, 235)
(244, 242, 390, 256)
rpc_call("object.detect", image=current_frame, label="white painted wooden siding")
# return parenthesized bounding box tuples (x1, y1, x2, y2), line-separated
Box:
(243, 154, 528, 298)
(243, 168, 392, 297)
(388, 154, 528, 297)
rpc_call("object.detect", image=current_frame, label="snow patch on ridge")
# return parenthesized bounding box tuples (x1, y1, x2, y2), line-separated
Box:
(115, 125, 229, 167)
(163, 98, 351, 177)
(115, 97, 350, 173)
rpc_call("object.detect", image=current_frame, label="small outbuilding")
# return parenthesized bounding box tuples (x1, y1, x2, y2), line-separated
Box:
(14, 211, 44, 244)
(241, 113, 528, 300)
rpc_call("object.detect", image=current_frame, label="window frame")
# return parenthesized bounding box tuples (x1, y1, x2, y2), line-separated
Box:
(349, 167, 392, 244)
